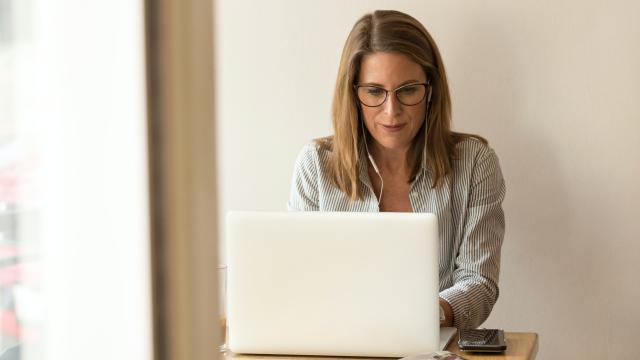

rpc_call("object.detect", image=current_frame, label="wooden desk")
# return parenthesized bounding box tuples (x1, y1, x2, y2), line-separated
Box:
(223, 331, 538, 360)
(446, 332, 538, 360)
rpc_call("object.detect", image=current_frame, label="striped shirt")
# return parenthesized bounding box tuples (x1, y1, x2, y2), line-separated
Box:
(287, 137, 506, 329)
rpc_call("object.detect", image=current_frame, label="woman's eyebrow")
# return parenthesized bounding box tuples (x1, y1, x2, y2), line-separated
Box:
(397, 79, 423, 86)
(359, 79, 424, 87)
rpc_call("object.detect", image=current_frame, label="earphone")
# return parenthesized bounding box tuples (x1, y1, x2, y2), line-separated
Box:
(422, 85, 433, 181)
(361, 118, 384, 205)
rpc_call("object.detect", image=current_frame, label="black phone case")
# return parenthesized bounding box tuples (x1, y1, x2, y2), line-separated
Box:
(458, 329, 507, 352)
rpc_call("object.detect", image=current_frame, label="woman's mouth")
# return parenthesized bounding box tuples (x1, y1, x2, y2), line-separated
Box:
(380, 123, 407, 132)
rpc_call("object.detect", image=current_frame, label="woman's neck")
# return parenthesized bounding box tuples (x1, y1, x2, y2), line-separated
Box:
(368, 141, 411, 175)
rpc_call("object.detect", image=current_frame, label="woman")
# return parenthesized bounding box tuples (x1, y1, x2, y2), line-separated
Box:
(288, 10, 505, 330)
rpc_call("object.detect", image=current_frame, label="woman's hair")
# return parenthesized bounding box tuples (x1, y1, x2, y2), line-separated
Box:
(317, 9, 485, 200)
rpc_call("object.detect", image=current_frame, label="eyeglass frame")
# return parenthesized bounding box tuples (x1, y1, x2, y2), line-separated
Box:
(353, 81, 431, 107)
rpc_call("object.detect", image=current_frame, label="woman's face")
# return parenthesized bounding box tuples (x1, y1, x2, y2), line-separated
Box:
(357, 52, 428, 153)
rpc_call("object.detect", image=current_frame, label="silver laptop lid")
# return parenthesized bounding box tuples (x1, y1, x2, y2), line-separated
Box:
(226, 211, 440, 357)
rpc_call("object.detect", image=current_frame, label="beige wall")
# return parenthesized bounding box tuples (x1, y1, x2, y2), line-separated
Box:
(215, 1, 640, 358)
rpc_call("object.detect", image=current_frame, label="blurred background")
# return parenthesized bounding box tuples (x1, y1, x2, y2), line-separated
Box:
(1, 0, 152, 358)
(215, 1, 640, 359)
(1, 0, 217, 357)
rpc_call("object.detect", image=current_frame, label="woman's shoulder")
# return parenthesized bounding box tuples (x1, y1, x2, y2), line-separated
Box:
(294, 137, 333, 168)
(450, 133, 505, 194)
(452, 133, 500, 167)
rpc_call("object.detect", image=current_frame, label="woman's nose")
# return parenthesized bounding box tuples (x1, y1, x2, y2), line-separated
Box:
(383, 92, 402, 116)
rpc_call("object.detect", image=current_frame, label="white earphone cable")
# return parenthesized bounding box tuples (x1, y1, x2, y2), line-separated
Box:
(361, 119, 383, 205)
(423, 85, 433, 181)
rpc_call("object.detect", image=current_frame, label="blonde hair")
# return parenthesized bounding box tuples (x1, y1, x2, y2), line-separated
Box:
(318, 9, 485, 200)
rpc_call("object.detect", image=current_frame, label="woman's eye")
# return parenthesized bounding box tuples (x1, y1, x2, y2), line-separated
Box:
(366, 88, 385, 96)
(398, 86, 418, 95)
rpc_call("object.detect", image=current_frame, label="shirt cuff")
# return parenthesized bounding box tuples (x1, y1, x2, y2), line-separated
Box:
(439, 287, 474, 329)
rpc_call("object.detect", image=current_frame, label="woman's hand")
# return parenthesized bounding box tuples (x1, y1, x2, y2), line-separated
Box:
(439, 298, 454, 327)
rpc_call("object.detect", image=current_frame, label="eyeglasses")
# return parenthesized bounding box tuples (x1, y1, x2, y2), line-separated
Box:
(354, 82, 430, 107)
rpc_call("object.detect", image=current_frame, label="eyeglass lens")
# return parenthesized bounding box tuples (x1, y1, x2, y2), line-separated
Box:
(357, 84, 427, 107)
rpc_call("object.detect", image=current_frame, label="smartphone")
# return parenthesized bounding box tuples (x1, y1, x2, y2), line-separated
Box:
(458, 329, 507, 352)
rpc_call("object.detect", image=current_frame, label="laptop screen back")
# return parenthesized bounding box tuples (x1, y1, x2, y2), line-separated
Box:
(226, 211, 440, 357)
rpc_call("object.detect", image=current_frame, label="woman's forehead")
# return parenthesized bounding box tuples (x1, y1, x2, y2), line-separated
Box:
(358, 52, 426, 86)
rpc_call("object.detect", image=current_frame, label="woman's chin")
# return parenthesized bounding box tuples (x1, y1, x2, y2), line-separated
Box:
(372, 137, 412, 152)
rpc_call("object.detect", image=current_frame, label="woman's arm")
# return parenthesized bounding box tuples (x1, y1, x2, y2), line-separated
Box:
(439, 146, 506, 329)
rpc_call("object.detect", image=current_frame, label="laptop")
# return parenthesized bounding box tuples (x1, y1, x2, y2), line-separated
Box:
(226, 211, 456, 357)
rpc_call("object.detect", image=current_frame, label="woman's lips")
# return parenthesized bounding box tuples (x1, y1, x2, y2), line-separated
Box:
(380, 123, 407, 132)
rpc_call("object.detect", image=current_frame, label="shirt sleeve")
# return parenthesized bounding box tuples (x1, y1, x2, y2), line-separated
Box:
(439, 146, 506, 329)
(287, 143, 320, 211)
